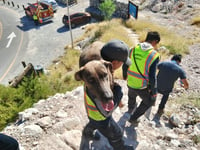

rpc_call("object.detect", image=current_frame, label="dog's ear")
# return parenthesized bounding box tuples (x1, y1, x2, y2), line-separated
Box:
(102, 60, 113, 74)
(101, 60, 114, 89)
(74, 67, 84, 81)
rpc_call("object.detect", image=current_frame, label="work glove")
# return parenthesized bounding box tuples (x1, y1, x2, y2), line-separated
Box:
(150, 94, 157, 101)
(149, 90, 157, 106)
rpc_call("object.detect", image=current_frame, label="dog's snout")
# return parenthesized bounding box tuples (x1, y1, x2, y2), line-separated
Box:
(103, 91, 113, 101)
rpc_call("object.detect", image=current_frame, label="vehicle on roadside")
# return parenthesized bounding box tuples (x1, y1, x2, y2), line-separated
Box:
(62, 12, 91, 28)
(24, 1, 54, 24)
(39, 0, 58, 12)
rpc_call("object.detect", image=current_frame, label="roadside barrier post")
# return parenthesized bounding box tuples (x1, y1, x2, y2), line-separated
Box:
(12, 1, 14, 7)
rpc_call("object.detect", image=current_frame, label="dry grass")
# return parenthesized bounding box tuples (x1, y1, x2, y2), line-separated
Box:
(47, 48, 82, 92)
(167, 92, 200, 110)
(125, 19, 191, 54)
(191, 16, 200, 26)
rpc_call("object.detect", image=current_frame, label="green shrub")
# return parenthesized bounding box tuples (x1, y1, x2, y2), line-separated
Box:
(99, 0, 116, 20)
(0, 75, 55, 130)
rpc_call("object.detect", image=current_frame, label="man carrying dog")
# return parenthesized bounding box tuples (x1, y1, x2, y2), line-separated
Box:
(123, 31, 160, 127)
(76, 40, 134, 150)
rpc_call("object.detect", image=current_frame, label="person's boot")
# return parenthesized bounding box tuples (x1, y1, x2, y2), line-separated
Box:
(114, 145, 134, 150)
(112, 139, 134, 150)
(124, 145, 135, 150)
(157, 108, 164, 116)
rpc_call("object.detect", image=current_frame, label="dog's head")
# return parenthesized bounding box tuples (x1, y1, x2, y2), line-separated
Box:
(79, 41, 104, 68)
(75, 60, 114, 111)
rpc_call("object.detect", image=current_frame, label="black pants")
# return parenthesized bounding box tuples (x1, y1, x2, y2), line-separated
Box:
(128, 87, 155, 121)
(34, 20, 38, 26)
(81, 117, 126, 150)
(0, 134, 19, 150)
(158, 89, 171, 110)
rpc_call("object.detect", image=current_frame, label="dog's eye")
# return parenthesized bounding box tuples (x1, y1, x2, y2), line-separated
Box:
(99, 73, 107, 79)
(88, 77, 95, 83)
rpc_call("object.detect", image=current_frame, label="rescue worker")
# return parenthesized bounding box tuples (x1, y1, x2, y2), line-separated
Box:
(0, 133, 19, 150)
(156, 54, 189, 115)
(123, 31, 160, 127)
(80, 40, 134, 150)
(33, 13, 38, 26)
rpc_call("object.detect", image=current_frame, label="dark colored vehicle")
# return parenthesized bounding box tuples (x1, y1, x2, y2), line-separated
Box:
(62, 12, 91, 28)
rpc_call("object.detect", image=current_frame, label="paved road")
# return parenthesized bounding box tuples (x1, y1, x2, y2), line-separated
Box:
(0, 0, 89, 85)
(0, 6, 28, 85)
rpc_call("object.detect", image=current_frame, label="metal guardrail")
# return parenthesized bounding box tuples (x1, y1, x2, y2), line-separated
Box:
(2, 0, 25, 10)
(1, 0, 78, 10)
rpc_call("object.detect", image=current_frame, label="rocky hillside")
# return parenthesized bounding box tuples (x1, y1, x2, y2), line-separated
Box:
(2, 1, 200, 150)
(3, 80, 200, 150)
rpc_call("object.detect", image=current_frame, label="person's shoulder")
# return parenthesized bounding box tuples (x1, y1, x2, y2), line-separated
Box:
(158, 60, 168, 65)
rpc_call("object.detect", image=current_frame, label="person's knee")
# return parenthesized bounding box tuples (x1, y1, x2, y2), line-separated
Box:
(82, 123, 96, 137)
(109, 125, 123, 140)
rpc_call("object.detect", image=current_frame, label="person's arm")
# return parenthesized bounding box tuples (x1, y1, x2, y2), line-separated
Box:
(149, 57, 159, 96)
(122, 64, 128, 80)
(179, 68, 189, 90)
(122, 48, 132, 80)
(181, 79, 189, 90)
(113, 82, 123, 106)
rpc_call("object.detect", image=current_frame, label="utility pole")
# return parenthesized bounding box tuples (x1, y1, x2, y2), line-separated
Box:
(67, 0, 74, 48)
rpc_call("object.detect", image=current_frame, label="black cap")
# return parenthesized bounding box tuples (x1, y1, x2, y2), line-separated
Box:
(100, 39, 132, 66)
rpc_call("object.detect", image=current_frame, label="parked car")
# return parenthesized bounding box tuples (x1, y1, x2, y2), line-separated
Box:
(39, 0, 58, 12)
(62, 12, 91, 28)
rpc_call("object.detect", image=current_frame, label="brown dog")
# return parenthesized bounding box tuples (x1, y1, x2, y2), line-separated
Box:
(79, 41, 104, 67)
(75, 60, 115, 111)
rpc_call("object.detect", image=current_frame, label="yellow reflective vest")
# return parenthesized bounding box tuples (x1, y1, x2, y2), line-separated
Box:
(84, 90, 106, 121)
(127, 44, 159, 89)
(33, 14, 38, 20)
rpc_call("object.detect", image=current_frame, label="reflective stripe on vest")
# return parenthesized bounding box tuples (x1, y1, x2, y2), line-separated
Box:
(48, 5, 54, 17)
(84, 90, 106, 121)
(127, 45, 159, 89)
(33, 15, 37, 20)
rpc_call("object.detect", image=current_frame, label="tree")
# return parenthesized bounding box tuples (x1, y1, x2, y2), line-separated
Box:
(99, 0, 116, 20)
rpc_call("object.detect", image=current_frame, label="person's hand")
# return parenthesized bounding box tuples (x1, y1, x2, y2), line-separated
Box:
(150, 95, 157, 101)
(150, 94, 157, 106)
(118, 101, 124, 108)
(150, 94, 157, 102)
